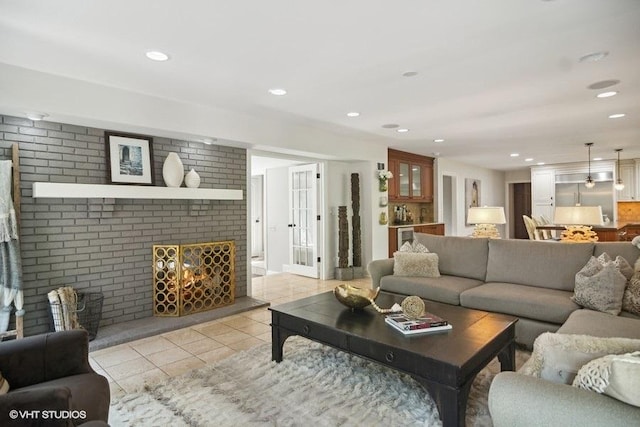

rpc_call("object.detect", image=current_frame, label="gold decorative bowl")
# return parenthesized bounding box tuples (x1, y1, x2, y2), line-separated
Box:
(333, 284, 380, 310)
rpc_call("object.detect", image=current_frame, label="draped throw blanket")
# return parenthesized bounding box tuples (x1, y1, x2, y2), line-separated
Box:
(0, 160, 23, 333)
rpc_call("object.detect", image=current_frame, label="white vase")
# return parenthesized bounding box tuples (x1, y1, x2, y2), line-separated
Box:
(184, 168, 201, 188)
(162, 152, 184, 187)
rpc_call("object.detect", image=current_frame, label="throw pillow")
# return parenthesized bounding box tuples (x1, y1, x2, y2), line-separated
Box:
(393, 252, 440, 278)
(572, 351, 640, 407)
(399, 240, 429, 253)
(572, 256, 627, 315)
(0, 371, 9, 395)
(622, 272, 640, 316)
(597, 253, 634, 281)
(519, 332, 640, 385)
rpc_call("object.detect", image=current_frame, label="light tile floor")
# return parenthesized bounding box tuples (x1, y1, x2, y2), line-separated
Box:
(90, 273, 372, 397)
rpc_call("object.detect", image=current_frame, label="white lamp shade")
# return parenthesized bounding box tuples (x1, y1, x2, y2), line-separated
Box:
(467, 207, 506, 225)
(553, 206, 603, 226)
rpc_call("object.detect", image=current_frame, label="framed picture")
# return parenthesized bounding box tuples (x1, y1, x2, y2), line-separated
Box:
(465, 178, 481, 225)
(105, 131, 155, 185)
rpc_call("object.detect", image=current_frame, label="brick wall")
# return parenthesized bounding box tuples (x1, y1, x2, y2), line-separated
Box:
(0, 115, 247, 336)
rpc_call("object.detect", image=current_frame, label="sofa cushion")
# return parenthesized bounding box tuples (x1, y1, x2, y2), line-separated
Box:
(519, 332, 640, 385)
(485, 239, 594, 291)
(413, 233, 489, 281)
(460, 282, 579, 324)
(393, 252, 440, 277)
(572, 256, 627, 315)
(572, 351, 640, 407)
(380, 274, 482, 306)
(558, 309, 640, 339)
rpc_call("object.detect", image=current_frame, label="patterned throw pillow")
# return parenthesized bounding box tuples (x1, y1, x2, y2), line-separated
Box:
(399, 241, 430, 253)
(519, 332, 640, 385)
(572, 256, 627, 315)
(573, 351, 640, 407)
(622, 272, 640, 316)
(597, 253, 634, 280)
(393, 252, 440, 278)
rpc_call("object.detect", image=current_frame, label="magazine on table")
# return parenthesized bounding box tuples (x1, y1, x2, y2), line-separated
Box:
(385, 313, 452, 335)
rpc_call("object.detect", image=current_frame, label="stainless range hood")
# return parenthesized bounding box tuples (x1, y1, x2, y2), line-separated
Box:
(554, 171, 614, 221)
(555, 171, 613, 184)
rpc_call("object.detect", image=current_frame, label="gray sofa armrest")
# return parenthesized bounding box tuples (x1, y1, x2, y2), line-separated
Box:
(367, 258, 394, 287)
(0, 330, 93, 389)
(489, 372, 640, 427)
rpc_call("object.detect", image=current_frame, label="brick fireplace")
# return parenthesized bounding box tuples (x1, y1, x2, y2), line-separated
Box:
(0, 114, 247, 336)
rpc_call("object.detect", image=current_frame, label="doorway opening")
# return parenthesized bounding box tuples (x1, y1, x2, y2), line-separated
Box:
(510, 182, 532, 239)
(442, 175, 456, 236)
(250, 154, 324, 281)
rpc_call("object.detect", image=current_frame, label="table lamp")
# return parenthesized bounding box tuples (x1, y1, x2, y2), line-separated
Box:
(467, 206, 506, 238)
(553, 206, 603, 242)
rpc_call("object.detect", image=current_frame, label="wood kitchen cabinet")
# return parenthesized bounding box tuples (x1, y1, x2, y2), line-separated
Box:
(388, 149, 433, 202)
(414, 223, 445, 235)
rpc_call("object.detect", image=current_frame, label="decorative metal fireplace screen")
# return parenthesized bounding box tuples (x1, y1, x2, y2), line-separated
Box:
(153, 241, 235, 316)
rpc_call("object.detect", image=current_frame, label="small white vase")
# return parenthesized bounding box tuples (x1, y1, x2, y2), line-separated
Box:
(184, 168, 201, 188)
(162, 152, 184, 187)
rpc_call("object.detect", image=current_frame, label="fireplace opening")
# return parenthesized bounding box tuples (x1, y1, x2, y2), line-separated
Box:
(153, 241, 235, 316)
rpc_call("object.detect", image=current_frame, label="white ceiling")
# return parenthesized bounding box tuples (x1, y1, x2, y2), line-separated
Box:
(1, 0, 638, 170)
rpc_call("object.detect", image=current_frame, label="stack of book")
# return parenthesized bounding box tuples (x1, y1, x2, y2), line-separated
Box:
(385, 312, 452, 335)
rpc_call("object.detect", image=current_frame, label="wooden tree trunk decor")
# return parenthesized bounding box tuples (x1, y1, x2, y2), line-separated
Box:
(337, 206, 349, 268)
(351, 173, 362, 267)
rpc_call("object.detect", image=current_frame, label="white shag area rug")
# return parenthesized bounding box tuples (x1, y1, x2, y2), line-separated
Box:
(109, 336, 529, 426)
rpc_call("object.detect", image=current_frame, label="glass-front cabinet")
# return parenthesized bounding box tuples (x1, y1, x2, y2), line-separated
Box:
(388, 149, 433, 202)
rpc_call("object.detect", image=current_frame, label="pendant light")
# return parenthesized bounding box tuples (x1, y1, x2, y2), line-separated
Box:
(614, 149, 625, 191)
(584, 143, 596, 188)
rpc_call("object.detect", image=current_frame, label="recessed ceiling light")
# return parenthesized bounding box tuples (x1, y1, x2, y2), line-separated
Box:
(510, 153, 519, 157)
(593, 157, 603, 161)
(525, 158, 534, 162)
(268, 88, 287, 96)
(145, 50, 169, 61)
(402, 71, 418, 77)
(382, 123, 399, 129)
(596, 91, 618, 98)
(25, 112, 48, 121)
(578, 51, 609, 63)
(201, 138, 217, 145)
(346, 112, 360, 117)
(537, 162, 545, 165)
(433, 139, 445, 143)
(587, 80, 620, 90)
(609, 113, 626, 119)
(396, 128, 409, 133)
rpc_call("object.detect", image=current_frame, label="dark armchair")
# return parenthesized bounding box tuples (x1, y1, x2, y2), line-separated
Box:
(0, 330, 110, 426)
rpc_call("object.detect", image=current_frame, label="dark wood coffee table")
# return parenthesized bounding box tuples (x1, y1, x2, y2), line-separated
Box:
(270, 291, 517, 427)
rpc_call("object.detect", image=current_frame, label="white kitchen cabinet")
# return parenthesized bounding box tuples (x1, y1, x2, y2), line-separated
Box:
(617, 161, 636, 200)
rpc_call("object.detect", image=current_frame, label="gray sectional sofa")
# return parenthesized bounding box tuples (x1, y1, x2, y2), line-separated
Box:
(368, 233, 640, 425)
(368, 233, 640, 348)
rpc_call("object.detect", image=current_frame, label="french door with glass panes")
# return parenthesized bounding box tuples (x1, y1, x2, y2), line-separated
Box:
(288, 164, 319, 278)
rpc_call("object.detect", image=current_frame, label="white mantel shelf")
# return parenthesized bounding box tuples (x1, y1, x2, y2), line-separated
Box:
(32, 182, 243, 200)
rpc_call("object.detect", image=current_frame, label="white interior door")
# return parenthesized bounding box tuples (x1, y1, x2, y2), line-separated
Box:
(288, 164, 319, 278)
(251, 175, 264, 258)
